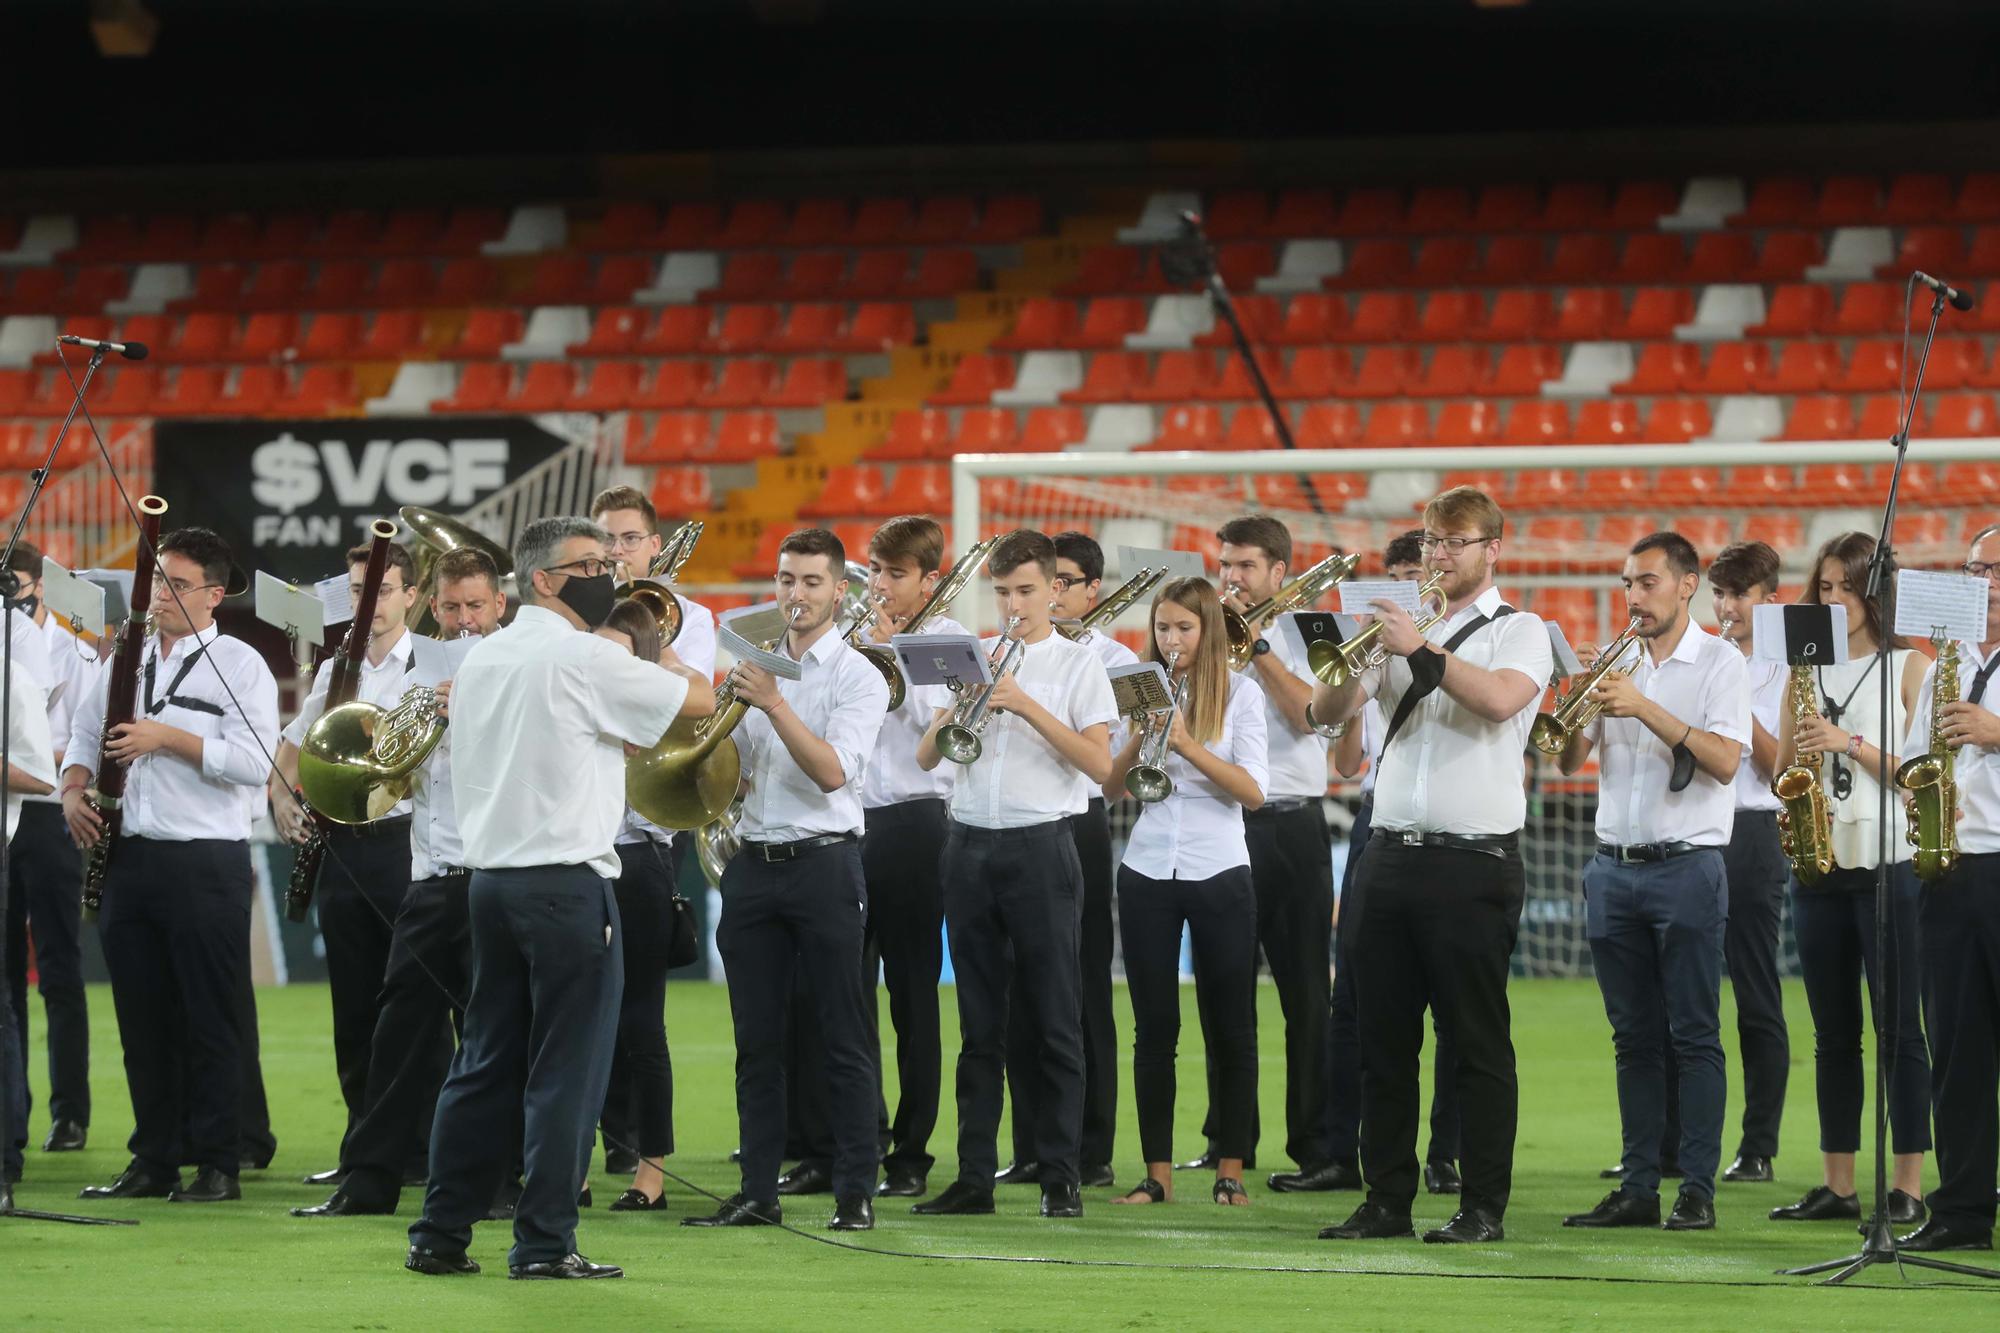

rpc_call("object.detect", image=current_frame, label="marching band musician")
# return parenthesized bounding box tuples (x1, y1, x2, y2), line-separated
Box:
(0, 578, 56, 1212)
(1767, 532, 1930, 1229)
(912, 529, 1115, 1220)
(1896, 522, 2000, 1252)
(1104, 577, 1266, 1209)
(272, 539, 427, 1189)
(1558, 532, 1747, 1234)
(590, 485, 719, 1206)
(1207, 515, 1336, 1192)
(994, 531, 1135, 1190)
(293, 546, 506, 1219)
(406, 517, 711, 1281)
(1310, 488, 1551, 1244)
(65, 527, 279, 1204)
(1705, 542, 1792, 1187)
(681, 528, 888, 1233)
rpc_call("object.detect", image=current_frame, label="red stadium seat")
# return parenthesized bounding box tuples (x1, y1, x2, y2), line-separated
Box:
(370, 259, 437, 306)
(1471, 234, 1544, 285)
(1205, 191, 1269, 240)
(1537, 233, 1616, 284)
(1281, 346, 1350, 398)
(930, 352, 1015, 405)
(1780, 395, 1855, 440)
(953, 407, 1021, 452)
(702, 412, 783, 463)
(1431, 400, 1500, 446)
(1194, 294, 1279, 348)
(444, 308, 523, 359)
(1612, 287, 1694, 339)
(1415, 291, 1483, 342)
(965, 194, 1042, 244)
(1223, 404, 1287, 450)
(876, 465, 951, 516)
(1683, 232, 1756, 283)
(304, 260, 370, 307)
(1832, 340, 1905, 393)
(1412, 237, 1477, 286)
(1850, 397, 1909, 443)
(902, 248, 980, 299)
(570, 362, 642, 411)
(1360, 402, 1428, 448)
(1613, 233, 1686, 283)
(582, 202, 656, 251)
(1345, 347, 1419, 398)
(707, 303, 780, 354)
(1754, 340, 1839, 393)
(152, 367, 225, 416)
(1933, 392, 2000, 437)
(1148, 404, 1224, 450)
(1749, 231, 1825, 281)
(1951, 174, 2000, 223)
(1607, 181, 1679, 229)
(1274, 293, 1347, 345)
(1537, 182, 1610, 231)
(1575, 399, 1643, 443)
(167, 312, 239, 362)
(1265, 187, 1337, 237)
(271, 365, 355, 416)
(171, 263, 247, 312)
(1883, 225, 1965, 281)
(1882, 173, 1954, 224)
(696, 360, 778, 409)
(1404, 186, 1471, 232)
(1476, 344, 1562, 396)
(1729, 176, 1813, 227)
(1815, 175, 1882, 226)
(872, 409, 952, 460)
(1548, 287, 1618, 341)
(715, 201, 786, 249)
(1330, 240, 1411, 288)
(636, 306, 713, 356)
(1061, 246, 1143, 297)
(995, 298, 1078, 350)
(839, 302, 917, 351)
(706, 253, 782, 302)
(1826, 282, 1902, 336)
(519, 255, 587, 306)
(628, 413, 711, 463)
(298, 311, 361, 359)
(764, 358, 847, 408)
(1746, 283, 1831, 337)
(1020, 406, 1086, 452)
(908, 196, 978, 244)
(1203, 348, 1291, 400)
(1475, 289, 1551, 342)
(1132, 350, 1217, 402)
(571, 306, 645, 357)
(847, 198, 912, 246)
(502, 362, 575, 413)
(1067, 297, 1149, 349)
(839, 249, 908, 299)
(800, 465, 886, 519)
(1473, 184, 1540, 232)
(629, 362, 712, 410)
(780, 199, 849, 248)
(1342, 292, 1417, 343)
(1062, 352, 1146, 403)
(1501, 401, 1571, 446)
(221, 366, 284, 415)
(1685, 341, 1771, 395)
(776, 251, 845, 300)
(234, 311, 299, 362)
(1296, 402, 1362, 448)
(1409, 346, 1486, 397)
(766, 304, 847, 353)
(649, 466, 713, 515)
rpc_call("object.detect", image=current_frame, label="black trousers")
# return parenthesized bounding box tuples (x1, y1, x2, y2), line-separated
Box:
(1793, 863, 1931, 1154)
(2, 943, 20, 1181)
(339, 872, 468, 1207)
(1327, 798, 1458, 1171)
(98, 837, 252, 1178)
(1008, 798, 1117, 1169)
(1202, 800, 1333, 1169)
(863, 797, 948, 1175)
(1119, 865, 1258, 1164)
(946, 818, 1085, 1190)
(314, 816, 413, 1160)
(603, 838, 690, 1164)
(1722, 810, 1790, 1160)
(1348, 834, 1524, 1217)
(718, 840, 877, 1203)
(232, 961, 277, 1170)
(412, 865, 623, 1270)
(1921, 851, 2000, 1230)
(6, 802, 89, 1131)
(602, 842, 676, 1159)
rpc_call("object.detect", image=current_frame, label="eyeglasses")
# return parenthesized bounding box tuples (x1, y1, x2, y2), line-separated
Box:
(1051, 575, 1076, 591)
(1963, 561, 2000, 581)
(605, 531, 654, 551)
(1416, 534, 1494, 554)
(158, 578, 221, 597)
(545, 557, 613, 579)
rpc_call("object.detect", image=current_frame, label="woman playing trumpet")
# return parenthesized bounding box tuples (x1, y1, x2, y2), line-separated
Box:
(1104, 577, 1268, 1207)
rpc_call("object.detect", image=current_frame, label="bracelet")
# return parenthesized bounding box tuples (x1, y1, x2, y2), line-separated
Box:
(1679, 724, 1692, 747)
(1846, 733, 1863, 759)
(61, 780, 86, 797)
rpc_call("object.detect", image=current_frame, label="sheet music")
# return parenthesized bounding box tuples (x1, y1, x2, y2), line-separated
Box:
(1339, 580, 1423, 616)
(254, 570, 327, 644)
(1894, 568, 1989, 644)
(39, 559, 108, 635)
(1108, 661, 1173, 716)
(314, 573, 354, 628)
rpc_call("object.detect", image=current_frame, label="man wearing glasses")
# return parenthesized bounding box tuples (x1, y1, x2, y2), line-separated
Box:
(271, 539, 425, 1190)
(63, 527, 280, 1204)
(1307, 487, 1552, 1243)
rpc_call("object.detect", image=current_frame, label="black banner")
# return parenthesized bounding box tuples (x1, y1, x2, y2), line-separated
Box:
(151, 416, 572, 585)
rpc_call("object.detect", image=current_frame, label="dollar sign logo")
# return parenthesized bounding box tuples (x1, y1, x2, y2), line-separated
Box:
(251, 432, 321, 514)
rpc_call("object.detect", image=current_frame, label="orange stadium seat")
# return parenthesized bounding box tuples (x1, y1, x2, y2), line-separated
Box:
(1021, 406, 1086, 452)
(765, 357, 846, 407)
(1148, 404, 1224, 450)
(271, 365, 355, 416)
(1133, 351, 1217, 402)
(1343, 292, 1417, 342)
(1613, 342, 1698, 394)
(1432, 400, 1500, 446)
(1833, 340, 1905, 393)
(996, 298, 1078, 350)
(1283, 346, 1351, 397)
(234, 312, 299, 361)
(445, 308, 523, 359)
(801, 464, 886, 518)
(1849, 398, 1908, 442)
(1927, 337, 1985, 389)
(1747, 283, 1831, 336)
(1274, 293, 1346, 344)
(694, 360, 776, 409)
(1062, 352, 1145, 403)
(1067, 297, 1148, 349)
(707, 304, 780, 354)
(1330, 240, 1411, 288)
(1884, 225, 1965, 281)
(361, 309, 429, 360)
(871, 408, 951, 460)
(930, 353, 1015, 405)
(153, 367, 224, 416)
(901, 248, 980, 298)
(1824, 282, 1899, 336)
(649, 466, 713, 515)
(1224, 404, 1286, 450)
(1410, 346, 1485, 397)
(1476, 289, 1551, 341)
(840, 302, 916, 351)
(1612, 286, 1694, 338)
(1477, 343, 1562, 395)
(1061, 246, 1143, 296)
(239, 260, 309, 309)
(953, 407, 1019, 452)
(1933, 392, 2000, 436)
(1781, 394, 1855, 440)
(173, 263, 247, 312)
(501, 362, 574, 413)
(1502, 400, 1571, 446)
(628, 412, 711, 463)
(1360, 402, 1428, 448)
(114, 314, 174, 358)
(569, 361, 642, 411)
(433, 363, 510, 412)
(1295, 403, 1363, 448)
(1266, 188, 1337, 236)
(1470, 234, 1543, 285)
(1195, 293, 1279, 347)
(1204, 348, 1291, 400)
(1654, 465, 1721, 506)
(1683, 232, 1756, 283)
(1755, 340, 1839, 393)
(98, 366, 161, 415)
(767, 304, 846, 353)
(572, 306, 644, 357)
(1575, 399, 1642, 442)
(298, 311, 361, 359)
(166, 312, 238, 362)
(1346, 347, 1418, 398)
(877, 464, 950, 515)
(701, 411, 782, 463)
(634, 306, 711, 356)
(1549, 287, 1617, 341)
(1511, 470, 1582, 510)
(1415, 290, 1482, 341)
(0, 370, 32, 416)
(1640, 397, 1713, 443)
(1686, 341, 1771, 395)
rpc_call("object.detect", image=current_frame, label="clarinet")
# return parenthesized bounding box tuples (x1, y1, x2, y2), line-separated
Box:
(284, 523, 395, 923)
(81, 495, 170, 920)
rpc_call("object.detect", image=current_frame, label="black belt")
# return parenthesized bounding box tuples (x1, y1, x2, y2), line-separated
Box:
(1597, 840, 1708, 865)
(740, 832, 858, 863)
(1248, 797, 1320, 818)
(1374, 828, 1518, 860)
(423, 866, 469, 881)
(328, 815, 412, 841)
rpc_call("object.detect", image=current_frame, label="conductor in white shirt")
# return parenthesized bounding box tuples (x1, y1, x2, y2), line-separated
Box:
(405, 518, 712, 1282)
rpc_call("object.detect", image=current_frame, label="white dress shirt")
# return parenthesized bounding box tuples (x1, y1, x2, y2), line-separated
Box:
(1357, 698, 1386, 798)
(24, 615, 105, 805)
(1905, 640, 2000, 855)
(949, 629, 1119, 830)
(407, 634, 479, 881)
(1078, 626, 1140, 673)
(1253, 622, 1329, 800)
(281, 629, 418, 820)
(1817, 649, 1917, 869)
(1120, 671, 1268, 879)
(1733, 657, 1786, 814)
(4, 645, 53, 840)
(66, 625, 280, 842)
(450, 604, 688, 878)
(5, 608, 46, 693)
(863, 613, 968, 809)
(1362, 587, 1553, 837)
(1587, 621, 1749, 848)
(737, 627, 889, 842)
(617, 589, 718, 847)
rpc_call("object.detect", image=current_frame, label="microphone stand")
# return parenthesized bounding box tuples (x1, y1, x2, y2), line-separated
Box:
(1780, 284, 1992, 1282)
(0, 343, 137, 1225)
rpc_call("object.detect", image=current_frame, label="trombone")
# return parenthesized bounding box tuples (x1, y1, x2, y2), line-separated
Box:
(1223, 551, 1360, 671)
(1307, 573, 1449, 689)
(844, 535, 998, 712)
(613, 519, 704, 647)
(1124, 652, 1185, 803)
(1056, 564, 1167, 643)
(1528, 614, 1644, 756)
(936, 615, 1025, 765)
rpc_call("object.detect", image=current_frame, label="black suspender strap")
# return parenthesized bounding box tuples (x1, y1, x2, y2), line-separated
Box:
(1381, 606, 1515, 751)
(143, 643, 223, 717)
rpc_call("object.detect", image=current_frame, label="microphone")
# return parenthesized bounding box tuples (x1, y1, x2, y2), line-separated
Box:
(56, 334, 149, 360)
(1914, 271, 1976, 312)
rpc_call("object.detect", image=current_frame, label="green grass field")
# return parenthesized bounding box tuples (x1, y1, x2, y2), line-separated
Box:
(8, 978, 1997, 1329)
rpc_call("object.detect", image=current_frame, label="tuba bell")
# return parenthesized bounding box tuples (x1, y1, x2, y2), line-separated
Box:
(297, 686, 449, 825)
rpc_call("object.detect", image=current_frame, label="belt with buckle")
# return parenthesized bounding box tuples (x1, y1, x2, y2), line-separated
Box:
(1376, 828, 1517, 860)
(1248, 797, 1319, 817)
(741, 832, 858, 863)
(1597, 840, 1705, 865)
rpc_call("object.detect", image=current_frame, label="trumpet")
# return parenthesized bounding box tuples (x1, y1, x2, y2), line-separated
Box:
(848, 535, 999, 713)
(1056, 565, 1167, 643)
(1223, 551, 1361, 671)
(1306, 572, 1449, 688)
(936, 615, 1025, 765)
(613, 520, 704, 647)
(1528, 614, 1644, 756)
(1125, 652, 1185, 803)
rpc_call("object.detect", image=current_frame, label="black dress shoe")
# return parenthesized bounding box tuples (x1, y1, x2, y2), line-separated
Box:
(877, 1168, 927, 1198)
(776, 1162, 833, 1196)
(1040, 1183, 1083, 1218)
(911, 1180, 995, 1215)
(169, 1167, 241, 1203)
(1899, 1217, 1994, 1252)
(41, 1120, 86, 1153)
(681, 1193, 780, 1227)
(302, 1167, 344, 1187)
(993, 1160, 1041, 1186)
(1663, 1188, 1714, 1231)
(292, 1189, 393, 1218)
(830, 1195, 875, 1231)
(1177, 1150, 1220, 1172)
(1598, 1162, 1626, 1180)
(1424, 1206, 1504, 1243)
(604, 1147, 640, 1176)
(1862, 1188, 1927, 1232)
(509, 1253, 622, 1280)
(1769, 1185, 1859, 1221)
(1564, 1188, 1661, 1228)
(1722, 1154, 1773, 1183)
(406, 1245, 479, 1276)
(1, 1179, 13, 1214)
(1268, 1162, 1362, 1193)
(81, 1166, 179, 1199)
(1424, 1160, 1463, 1195)
(1317, 1200, 1415, 1240)
(608, 1188, 668, 1212)
(1080, 1162, 1116, 1189)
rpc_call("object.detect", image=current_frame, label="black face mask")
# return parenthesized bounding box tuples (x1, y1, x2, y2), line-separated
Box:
(14, 594, 37, 618)
(554, 571, 617, 628)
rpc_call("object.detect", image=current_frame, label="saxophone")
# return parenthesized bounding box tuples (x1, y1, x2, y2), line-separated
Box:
(1896, 633, 1961, 882)
(1772, 664, 1836, 887)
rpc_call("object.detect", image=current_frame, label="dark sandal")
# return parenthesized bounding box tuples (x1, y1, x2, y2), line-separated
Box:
(1113, 1178, 1167, 1205)
(1212, 1177, 1249, 1206)
(608, 1188, 669, 1212)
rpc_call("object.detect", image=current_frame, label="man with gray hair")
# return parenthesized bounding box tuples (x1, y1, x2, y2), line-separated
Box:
(406, 517, 714, 1281)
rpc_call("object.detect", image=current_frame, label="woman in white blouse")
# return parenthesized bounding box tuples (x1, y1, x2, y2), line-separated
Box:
(1104, 577, 1268, 1207)
(1770, 531, 1932, 1228)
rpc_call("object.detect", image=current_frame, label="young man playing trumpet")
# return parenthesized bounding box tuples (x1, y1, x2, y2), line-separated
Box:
(913, 529, 1116, 1219)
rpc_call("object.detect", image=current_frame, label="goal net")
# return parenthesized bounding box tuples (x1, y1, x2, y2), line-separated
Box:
(951, 438, 2000, 978)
